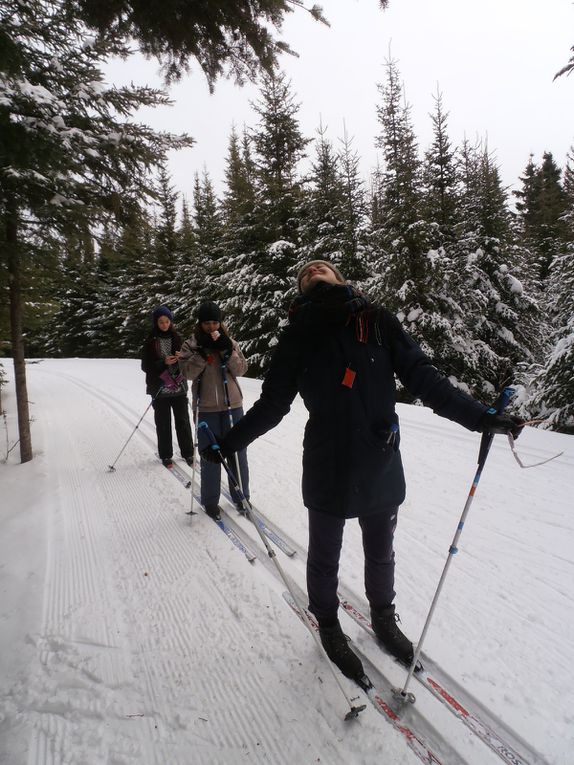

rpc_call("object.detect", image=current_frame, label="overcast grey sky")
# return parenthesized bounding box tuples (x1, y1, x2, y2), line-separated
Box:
(110, 0, 573, 200)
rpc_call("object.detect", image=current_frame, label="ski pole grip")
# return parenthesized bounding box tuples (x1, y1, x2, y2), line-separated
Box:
(198, 421, 220, 451)
(477, 386, 516, 468)
(495, 386, 515, 415)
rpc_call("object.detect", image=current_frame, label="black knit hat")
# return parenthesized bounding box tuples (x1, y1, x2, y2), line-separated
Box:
(197, 301, 222, 323)
(152, 305, 173, 324)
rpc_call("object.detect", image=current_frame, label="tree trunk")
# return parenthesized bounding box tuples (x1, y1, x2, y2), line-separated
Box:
(5, 199, 33, 462)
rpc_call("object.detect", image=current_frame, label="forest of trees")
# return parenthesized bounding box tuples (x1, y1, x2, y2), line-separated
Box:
(1, 1, 573, 440)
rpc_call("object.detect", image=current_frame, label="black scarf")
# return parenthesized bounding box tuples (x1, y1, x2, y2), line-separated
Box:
(288, 282, 372, 338)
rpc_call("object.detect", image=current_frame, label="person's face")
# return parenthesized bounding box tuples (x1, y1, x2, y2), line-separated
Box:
(157, 315, 171, 331)
(299, 262, 341, 294)
(201, 320, 220, 334)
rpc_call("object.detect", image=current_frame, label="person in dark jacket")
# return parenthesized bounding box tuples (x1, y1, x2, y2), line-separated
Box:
(202, 260, 524, 680)
(141, 305, 194, 467)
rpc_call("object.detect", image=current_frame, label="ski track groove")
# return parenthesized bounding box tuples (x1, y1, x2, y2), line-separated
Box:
(26, 364, 350, 765)
(30, 372, 163, 764)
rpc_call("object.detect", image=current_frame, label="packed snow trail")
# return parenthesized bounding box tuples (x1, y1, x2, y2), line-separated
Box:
(1, 359, 572, 765)
(2, 362, 423, 764)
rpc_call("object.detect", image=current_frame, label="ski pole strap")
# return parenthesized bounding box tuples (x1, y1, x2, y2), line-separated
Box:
(477, 386, 515, 468)
(507, 434, 563, 469)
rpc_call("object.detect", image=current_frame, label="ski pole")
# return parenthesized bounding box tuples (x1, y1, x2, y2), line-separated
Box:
(107, 389, 162, 471)
(198, 422, 366, 721)
(219, 362, 245, 501)
(186, 377, 202, 516)
(395, 386, 516, 702)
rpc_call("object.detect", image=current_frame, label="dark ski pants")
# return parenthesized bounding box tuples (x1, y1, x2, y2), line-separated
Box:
(152, 395, 193, 461)
(197, 408, 249, 508)
(307, 506, 398, 623)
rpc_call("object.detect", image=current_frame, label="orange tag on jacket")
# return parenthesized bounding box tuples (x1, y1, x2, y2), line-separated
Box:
(342, 367, 356, 388)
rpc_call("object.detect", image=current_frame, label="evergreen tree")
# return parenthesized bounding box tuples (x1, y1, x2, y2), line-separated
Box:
(298, 122, 347, 263)
(169, 195, 199, 335)
(178, 196, 196, 257)
(222, 126, 256, 227)
(455, 141, 540, 396)
(1, 0, 192, 460)
(219, 126, 258, 271)
(373, 56, 422, 246)
(421, 90, 459, 244)
(513, 154, 540, 232)
(524, 149, 574, 431)
(297, 123, 369, 283)
(336, 128, 371, 281)
(220, 72, 309, 376)
(188, 170, 223, 305)
(369, 55, 427, 311)
(155, 165, 179, 265)
(73, 0, 328, 86)
(368, 60, 470, 396)
(526, 251, 574, 432)
(104, 211, 159, 355)
(513, 151, 568, 284)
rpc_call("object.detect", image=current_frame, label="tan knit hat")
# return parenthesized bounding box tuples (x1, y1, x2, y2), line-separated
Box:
(296, 260, 345, 293)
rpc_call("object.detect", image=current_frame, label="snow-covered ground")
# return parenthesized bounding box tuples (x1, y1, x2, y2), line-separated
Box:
(0, 358, 572, 765)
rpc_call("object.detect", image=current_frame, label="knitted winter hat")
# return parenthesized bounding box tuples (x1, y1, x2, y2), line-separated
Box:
(197, 301, 222, 323)
(296, 260, 345, 293)
(152, 305, 173, 324)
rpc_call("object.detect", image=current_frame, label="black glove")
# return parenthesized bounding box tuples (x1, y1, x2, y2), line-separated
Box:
(212, 333, 233, 353)
(201, 444, 222, 463)
(481, 409, 525, 440)
(200, 440, 232, 463)
(198, 330, 217, 348)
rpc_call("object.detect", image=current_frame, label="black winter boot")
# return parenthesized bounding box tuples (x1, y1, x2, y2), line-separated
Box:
(319, 621, 364, 680)
(204, 504, 222, 520)
(371, 605, 414, 666)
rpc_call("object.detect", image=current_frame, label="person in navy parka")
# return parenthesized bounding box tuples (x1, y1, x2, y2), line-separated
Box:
(203, 260, 524, 680)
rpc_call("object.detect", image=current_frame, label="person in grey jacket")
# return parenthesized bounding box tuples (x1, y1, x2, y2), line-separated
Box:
(179, 301, 249, 520)
(202, 260, 524, 681)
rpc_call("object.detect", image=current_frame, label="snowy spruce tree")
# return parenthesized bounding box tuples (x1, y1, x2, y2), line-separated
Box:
(454, 140, 540, 397)
(0, 0, 192, 460)
(421, 90, 459, 244)
(42, 223, 102, 357)
(337, 129, 372, 283)
(298, 123, 369, 283)
(219, 72, 309, 376)
(171, 170, 224, 331)
(513, 151, 569, 286)
(523, 150, 574, 431)
(368, 63, 476, 396)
